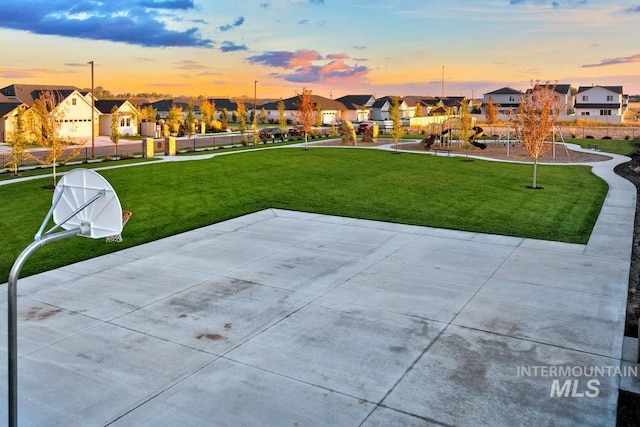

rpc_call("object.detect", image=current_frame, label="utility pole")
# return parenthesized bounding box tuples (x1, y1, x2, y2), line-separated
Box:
(253, 80, 258, 145)
(88, 60, 95, 157)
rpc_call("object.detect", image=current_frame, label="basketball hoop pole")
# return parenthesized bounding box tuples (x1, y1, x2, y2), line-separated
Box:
(7, 228, 84, 427)
(6, 189, 100, 427)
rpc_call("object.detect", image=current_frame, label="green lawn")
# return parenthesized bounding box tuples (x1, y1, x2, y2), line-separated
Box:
(565, 138, 637, 155)
(0, 147, 608, 283)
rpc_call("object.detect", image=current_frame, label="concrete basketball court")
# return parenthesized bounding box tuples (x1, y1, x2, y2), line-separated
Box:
(0, 148, 638, 426)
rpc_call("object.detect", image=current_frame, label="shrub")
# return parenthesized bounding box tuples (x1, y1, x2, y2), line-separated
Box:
(586, 135, 594, 139)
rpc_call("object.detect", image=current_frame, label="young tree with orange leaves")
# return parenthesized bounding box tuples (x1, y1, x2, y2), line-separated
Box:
(484, 97, 499, 135)
(294, 88, 316, 150)
(513, 81, 561, 189)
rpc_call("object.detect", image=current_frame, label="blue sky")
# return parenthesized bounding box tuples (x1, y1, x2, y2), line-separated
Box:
(0, 0, 638, 98)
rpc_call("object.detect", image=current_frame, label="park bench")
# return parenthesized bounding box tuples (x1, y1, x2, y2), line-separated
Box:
(434, 149, 451, 156)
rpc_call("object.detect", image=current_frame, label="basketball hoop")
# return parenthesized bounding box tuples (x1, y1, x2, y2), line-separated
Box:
(106, 210, 132, 243)
(6, 168, 124, 427)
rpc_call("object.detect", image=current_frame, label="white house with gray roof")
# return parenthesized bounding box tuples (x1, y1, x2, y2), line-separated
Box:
(574, 85, 624, 121)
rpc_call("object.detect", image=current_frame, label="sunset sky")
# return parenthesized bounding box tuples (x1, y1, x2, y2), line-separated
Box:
(1, 0, 638, 99)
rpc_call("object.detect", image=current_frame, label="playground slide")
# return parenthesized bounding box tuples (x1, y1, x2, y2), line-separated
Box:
(470, 126, 487, 150)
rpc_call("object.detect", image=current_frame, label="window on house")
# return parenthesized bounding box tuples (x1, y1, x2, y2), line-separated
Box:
(509, 96, 515, 102)
(581, 112, 590, 116)
(72, 98, 77, 105)
(606, 95, 613, 101)
(582, 95, 588, 101)
(600, 110, 612, 116)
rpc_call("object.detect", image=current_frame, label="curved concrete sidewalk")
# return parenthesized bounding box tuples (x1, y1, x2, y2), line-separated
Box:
(0, 140, 637, 426)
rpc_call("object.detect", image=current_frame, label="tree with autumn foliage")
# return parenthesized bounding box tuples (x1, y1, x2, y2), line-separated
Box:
(166, 104, 182, 136)
(4, 106, 32, 175)
(139, 104, 157, 123)
(277, 98, 287, 137)
(31, 90, 80, 187)
(185, 98, 197, 150)
(389, 96, 404, 152)
(513, 80, 562, 189)
(459, 99, 473, 160)
(236, 99, 248, 145)
(484, 97, 499, 135)
(110, 105, 121, 156)
(294, 88, 316, 150)
(200, 99, 214, 131)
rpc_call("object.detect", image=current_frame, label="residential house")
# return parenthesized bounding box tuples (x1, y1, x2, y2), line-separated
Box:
(261, 95, 346, 125)
(482, 87, 522, 114)
(335, 95, 375, 122)
(574, 85, 624, 119)
(553, 84, 576, 115)
(206, 98, 238, 121)
(439, 97, 465, 115)
(0, 102, 26, 143)
(419, 97, 444, 115)
(0, 84, 99, 141)
(370, 96, 408, 121)
(523, 83, 576, 116)
(95, 99, 139, 137)
(145, 99, 192, 120)
(402, 97, 423, 118)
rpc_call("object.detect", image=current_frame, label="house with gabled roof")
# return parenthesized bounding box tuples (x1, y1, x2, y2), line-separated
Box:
(0, 84, 99, 141)
(261, 94, 347, 125)
(95, 99, 139, 137)
(402, 97, 424, 118)
(370, 96, 408, 121)
(143, 99, 189, 120)
(335, 95, 375, 122)
(0, 84, 81, 106)
(552, 84, 576, 115)
(482, 87, 522, 114)
(0, 102, 27, 143)
(207, 98, 238, 119)
(574, 85, 624, 120)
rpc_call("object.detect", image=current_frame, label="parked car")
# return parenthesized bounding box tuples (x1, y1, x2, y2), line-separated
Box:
(259, 127, 284, 140)
(287, 127, 304, 138)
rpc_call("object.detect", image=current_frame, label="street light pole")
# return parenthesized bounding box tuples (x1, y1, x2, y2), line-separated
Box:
(253, 80, 258, 146)
(88, 60, 95, 157)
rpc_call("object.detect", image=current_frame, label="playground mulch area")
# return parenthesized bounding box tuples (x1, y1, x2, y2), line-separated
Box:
(311, 139, 611, 163)
(397, 141, 611, 163)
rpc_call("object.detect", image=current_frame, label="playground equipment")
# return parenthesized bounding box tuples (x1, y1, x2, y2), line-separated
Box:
(469, 126, 487, 150)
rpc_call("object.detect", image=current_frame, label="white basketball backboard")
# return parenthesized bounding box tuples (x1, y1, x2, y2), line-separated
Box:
(52, 169, 123, 238)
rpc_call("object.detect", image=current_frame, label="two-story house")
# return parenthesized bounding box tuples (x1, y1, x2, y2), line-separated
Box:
(370, 96, 408, 121)
(574, 85, 624, 118)
(0, 84, 100, 142)
(482, 87, 522, 114)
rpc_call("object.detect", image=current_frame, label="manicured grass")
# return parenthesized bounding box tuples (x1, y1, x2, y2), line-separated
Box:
(566, 138, 637, 156)
(0, 147, 607, 283)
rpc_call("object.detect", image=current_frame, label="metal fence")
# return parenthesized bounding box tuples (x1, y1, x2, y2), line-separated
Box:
(0, 128, 339, 173)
